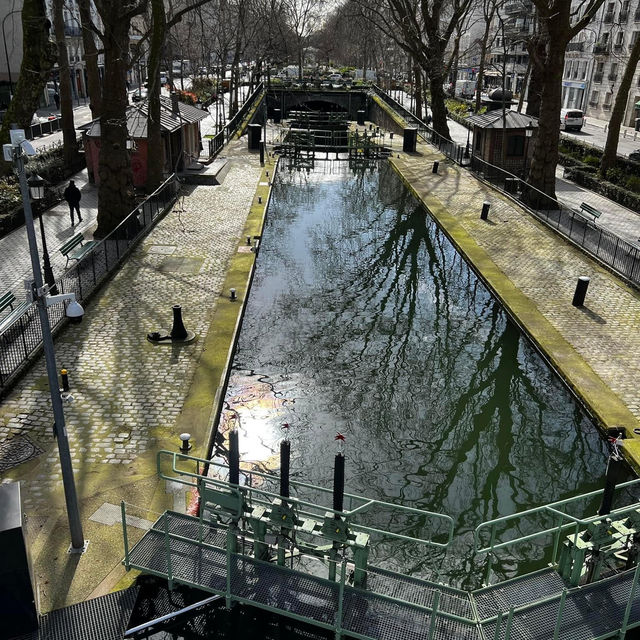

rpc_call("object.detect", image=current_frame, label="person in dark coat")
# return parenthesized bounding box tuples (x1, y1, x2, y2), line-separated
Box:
(63, 180, 82, 226)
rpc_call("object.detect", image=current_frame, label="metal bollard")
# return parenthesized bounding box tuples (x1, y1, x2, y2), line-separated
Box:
(572, 276, 590, 307)
(432, 161, 439, 174)
(481, 201, 490, 220)
(61, 369, 69, 392)
(179, 432, 192, 453)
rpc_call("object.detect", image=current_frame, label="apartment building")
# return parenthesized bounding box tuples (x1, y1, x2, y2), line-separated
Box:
(564, 0, 640, 127)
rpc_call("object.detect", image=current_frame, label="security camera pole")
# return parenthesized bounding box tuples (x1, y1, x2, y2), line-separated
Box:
(6, 130, 86, 552)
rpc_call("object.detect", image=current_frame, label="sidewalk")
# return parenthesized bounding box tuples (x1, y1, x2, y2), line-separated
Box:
(0, 139, 269, 613)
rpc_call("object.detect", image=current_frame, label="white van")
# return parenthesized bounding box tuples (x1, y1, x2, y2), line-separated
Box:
(560, 108, 585, 132)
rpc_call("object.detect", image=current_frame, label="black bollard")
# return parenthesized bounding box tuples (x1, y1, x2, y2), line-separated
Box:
(60, 369, 70, 392)
(572, 276, 590, 307)
(280, 440, 290, 498)
(333, 453, 345, 518)
(432, 161, 439, 174)
(170, 305, 188, 340)
(481, 201, 490, 220)
(229, 429, 240, 485)
(598, 453, 626, 516)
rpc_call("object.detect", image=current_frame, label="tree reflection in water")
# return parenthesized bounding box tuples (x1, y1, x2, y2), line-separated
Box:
(225, 160, 607, 588)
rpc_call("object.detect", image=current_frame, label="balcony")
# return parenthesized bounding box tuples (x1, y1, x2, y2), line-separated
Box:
(594, 73, 604, 83)
(589, 100, 599, 107)
(603, 12, 614, 23)
(593, 42, 610, 54)
(619, 9, 629, 21)
(603, 103, 612, 110)
(566, 41, 585, 52)
(608, 73, 618, 81)
(614, 43, 624, 51)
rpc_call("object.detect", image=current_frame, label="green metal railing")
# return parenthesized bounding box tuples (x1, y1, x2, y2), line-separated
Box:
(155, 450, 455, 549)
(474, 476, 640, 583)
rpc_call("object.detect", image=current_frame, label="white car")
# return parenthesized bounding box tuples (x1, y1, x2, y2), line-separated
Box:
(560, 109, 584, 132)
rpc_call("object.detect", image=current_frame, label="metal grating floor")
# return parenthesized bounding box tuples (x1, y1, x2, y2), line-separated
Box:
(37, 587, 138, 640)
(126, 513, 640, 640)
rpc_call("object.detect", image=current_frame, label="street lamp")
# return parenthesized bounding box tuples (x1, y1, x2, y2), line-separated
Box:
(3, 129, 87, 553)
(28, 173, 58, 295)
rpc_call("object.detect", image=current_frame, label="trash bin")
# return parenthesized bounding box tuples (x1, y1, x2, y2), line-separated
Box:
(357, 110, 366, 126)
(504, 177, 519, 194)
(248, 123, 261, 150)
(403, 127, 418, 153)
(273, 108, 282, 124)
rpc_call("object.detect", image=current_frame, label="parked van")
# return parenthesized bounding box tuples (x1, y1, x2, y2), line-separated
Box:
(560, 108, 584, 132)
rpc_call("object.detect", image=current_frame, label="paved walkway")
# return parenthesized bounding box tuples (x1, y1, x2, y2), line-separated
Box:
(0, 139, 265, 612)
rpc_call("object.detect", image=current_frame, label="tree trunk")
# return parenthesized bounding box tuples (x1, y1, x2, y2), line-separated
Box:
(95, 12, 135, 237)
(428, 71, 451, 139)
(525, 35, 545, 118)
(517, 58, 531, 113)
(78, 0, 102, 118)
(146, 0, 167, 192)
(413, 61, 423, 121)
(0, 0, 57, 154)
(527, 37, 564, 199)
(52, 0, 78, 168)
(599, 36, 640, 177)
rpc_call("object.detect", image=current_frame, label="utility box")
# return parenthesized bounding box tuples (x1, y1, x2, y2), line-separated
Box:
(403, 127, 418, 153)
(357, 110, 365, 126)
(248, 123, 262, 150)
(0, 483, 38, 637)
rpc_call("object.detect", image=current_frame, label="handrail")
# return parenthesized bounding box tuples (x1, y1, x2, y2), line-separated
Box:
(156, 449, 454, 549)
(474, 476, 640, 555)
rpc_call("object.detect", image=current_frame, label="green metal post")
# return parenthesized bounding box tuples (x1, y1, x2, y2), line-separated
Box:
(619, 561, 640, 636)
(354, 546, 369, 589)
(329, 546, 337, 582)
(551, 513, 564, 565)
(121, 501, 130, 570)
(427, 591, 441, 640)
(485, 524, 497, 585)
(226, 527, 233, 610)
(492, 612, 503, 640)
(552, 589, 567, 640)
(504, 607, 514, 640)
(335, 559, 347, 640)
(165, 513, 173, 590)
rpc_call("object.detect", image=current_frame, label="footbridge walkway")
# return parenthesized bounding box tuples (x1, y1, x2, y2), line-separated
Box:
(121, 450, 640, 640)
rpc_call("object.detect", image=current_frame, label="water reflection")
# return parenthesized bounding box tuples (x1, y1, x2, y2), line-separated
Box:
(223, 160, 607, 587)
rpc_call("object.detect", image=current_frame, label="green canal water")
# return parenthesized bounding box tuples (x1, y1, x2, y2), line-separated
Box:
(142, 160, 612, 638)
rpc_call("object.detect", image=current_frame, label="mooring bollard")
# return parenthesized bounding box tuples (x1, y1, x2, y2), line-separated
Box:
(432, 161, 439, 174)
(572, 276, 590, 307)
(179, 432, 192, 453)
(60, 369, 70, 392)
(481, 201, 490, 220)
(170, 304, 188, 340)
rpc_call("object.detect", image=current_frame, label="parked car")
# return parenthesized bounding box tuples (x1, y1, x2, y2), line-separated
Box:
(560, 108, 584, 132)
(629, 149, 640, 162)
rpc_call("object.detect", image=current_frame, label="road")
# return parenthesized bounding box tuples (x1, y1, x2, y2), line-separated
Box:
(562, 120, 640, 157)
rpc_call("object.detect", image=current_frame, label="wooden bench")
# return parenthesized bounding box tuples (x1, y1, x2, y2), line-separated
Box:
(0, 290, 31, 334)
(574, 202, 602, 225)
(59, 233, 98, 266)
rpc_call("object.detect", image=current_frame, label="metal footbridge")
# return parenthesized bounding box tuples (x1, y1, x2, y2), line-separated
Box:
(121, 447, 640, 639)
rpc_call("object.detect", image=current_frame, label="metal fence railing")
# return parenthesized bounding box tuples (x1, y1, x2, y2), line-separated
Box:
(370, 85, 640, 287)
(0, 175, 179, 394)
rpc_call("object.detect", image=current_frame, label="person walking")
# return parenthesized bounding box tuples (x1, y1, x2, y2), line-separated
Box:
(63, 180, 82, 226)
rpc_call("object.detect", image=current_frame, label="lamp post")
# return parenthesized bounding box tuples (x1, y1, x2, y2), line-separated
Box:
(28, 173, 58, 295)
(524, 123, 534, 180)
(4, 130, 86, 553)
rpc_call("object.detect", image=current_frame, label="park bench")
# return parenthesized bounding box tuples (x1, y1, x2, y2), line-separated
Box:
(574, 202, 602, 225)
(0, 290, 31, 335)
(59, 233, 98, 266)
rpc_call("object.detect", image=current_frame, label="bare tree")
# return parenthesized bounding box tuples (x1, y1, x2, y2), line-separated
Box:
(77, 0, 102, 118)
(0, 0, 57, 155)
(52, 0, 78, 168)
(283, 0, 325, 79)
(526, 0, 605, 199)
(599, 30, 640, 176)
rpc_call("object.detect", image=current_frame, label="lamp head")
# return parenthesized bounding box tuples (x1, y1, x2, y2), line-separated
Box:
(66, 299, 85, 323)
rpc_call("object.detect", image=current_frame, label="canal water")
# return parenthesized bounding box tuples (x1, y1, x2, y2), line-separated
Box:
(141, 160, 611, 638)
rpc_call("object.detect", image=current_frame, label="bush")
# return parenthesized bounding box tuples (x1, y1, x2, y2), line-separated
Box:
(583, 155, 600, 167)
(568, 168, 640, 212)
(626, 175, 640, 194)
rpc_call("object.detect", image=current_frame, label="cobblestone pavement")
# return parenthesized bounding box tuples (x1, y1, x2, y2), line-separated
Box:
(393, 141, 640, 430)
(0, 144, 262, 607)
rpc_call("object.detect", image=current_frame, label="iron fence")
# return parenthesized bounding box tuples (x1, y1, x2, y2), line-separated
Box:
(0, 175, 179, 394)
(370, 85, 640, 287)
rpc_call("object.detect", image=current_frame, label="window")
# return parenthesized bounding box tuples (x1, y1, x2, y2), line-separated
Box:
(602, 32, 610, 43)
(590, 90, 599, 105)
(581, 61, 588, 79)
(604, 91, 612, 106)
(632, 31, 640, 45)
(597, 61, 605, 73)
(507, 135, 525, 156)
